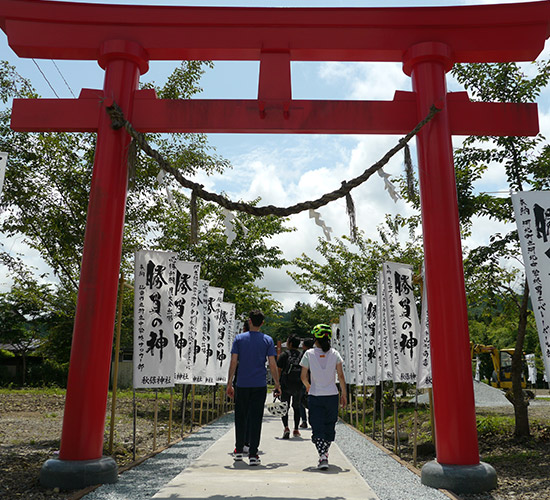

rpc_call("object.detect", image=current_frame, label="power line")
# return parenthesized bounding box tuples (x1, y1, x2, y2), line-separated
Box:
(32, 59, 59, 98)
(51, 60, 76, 98)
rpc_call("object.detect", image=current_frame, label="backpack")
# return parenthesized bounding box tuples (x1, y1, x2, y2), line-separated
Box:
(284, 349, 303, 388)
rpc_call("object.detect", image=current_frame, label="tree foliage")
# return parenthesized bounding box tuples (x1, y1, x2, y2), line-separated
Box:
(0, 60, 292, 368)
(289, 214, 423, 311)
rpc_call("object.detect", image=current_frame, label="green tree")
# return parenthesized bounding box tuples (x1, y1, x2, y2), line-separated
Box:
(289, 214, 423, 310)
(0, 270, 51, 384)
(0, 60, 292, 359)
(447, 61, 550, 437)
(154, 193, 291, 318)
(265, 301, 334, 343)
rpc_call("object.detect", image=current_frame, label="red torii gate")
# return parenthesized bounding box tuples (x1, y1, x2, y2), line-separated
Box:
(1, 0, 549, 492)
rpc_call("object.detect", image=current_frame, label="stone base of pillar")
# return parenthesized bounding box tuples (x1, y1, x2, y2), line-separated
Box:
(421, 460, 497, 494)
(40, 456, 118, 490)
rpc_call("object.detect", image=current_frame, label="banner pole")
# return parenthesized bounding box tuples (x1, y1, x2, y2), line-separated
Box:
(362, 384, 367, 433)
(371, 385, 377, 439)
(380, 380, 385, 447)
(153, 390, 158, 451)
(355, 385, 359, 428)
(413, 389, 419, 467)
(132, 388, 137, 461)
(181, 384, 188, 437)
(393, 382, 399, 455)
(190, 385, 196, 429)
(168, 388, 173, 444)
(199, 386, 205, 425)
(108, 272, 125, 455)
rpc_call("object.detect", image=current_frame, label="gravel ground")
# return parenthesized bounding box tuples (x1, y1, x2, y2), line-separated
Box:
(82, 414, 451, 500)
(1, 389, 549, 499)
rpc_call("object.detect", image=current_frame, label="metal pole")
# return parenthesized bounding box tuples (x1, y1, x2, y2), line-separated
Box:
(380, 380, 385, 447)
(108, 272, 125, 456)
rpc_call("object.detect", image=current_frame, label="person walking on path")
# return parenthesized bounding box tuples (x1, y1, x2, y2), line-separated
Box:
(300, 324, 347, 470)
(299, 337, 314, 428)
(277, 335, 304, 439)
(227, 309, 281, 466)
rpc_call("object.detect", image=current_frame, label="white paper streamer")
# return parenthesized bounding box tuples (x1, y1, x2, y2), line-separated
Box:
(377, 168, 400, 203)
(222, 208, 237, 244)
(309, 209, 333, 241)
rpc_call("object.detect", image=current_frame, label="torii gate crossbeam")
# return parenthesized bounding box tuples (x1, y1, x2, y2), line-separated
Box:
(2, 0, 549, 493)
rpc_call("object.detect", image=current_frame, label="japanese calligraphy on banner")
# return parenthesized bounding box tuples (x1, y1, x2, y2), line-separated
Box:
(338, 314, 349, 382)
(345, 307, 356, 384)
(362, 294, 377, 386)
(173, 260, 201, 385)
(417, 277, 432, 389)
(204, 286, 224, 385)
(512, 191, 550, 378)
(192, 280, 210, 384)
(383, 262, 420, 384)
(353, 303, 364, 385)
(377, 271, 392, 382)
(133, 250, 177, 389)
(217, 302, 235, 383)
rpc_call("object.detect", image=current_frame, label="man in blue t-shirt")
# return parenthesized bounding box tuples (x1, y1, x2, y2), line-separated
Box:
(226, 309, 280, 466)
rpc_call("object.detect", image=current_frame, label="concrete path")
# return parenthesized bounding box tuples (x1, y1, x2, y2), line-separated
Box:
(152, 411, 379, 500)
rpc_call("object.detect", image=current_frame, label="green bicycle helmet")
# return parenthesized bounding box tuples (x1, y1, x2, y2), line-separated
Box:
(311, 323, 332, 339)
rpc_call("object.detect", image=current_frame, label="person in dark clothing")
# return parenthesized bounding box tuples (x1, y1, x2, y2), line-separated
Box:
(227, 310, 281, 466)
(277, 335, 304, 439)
(299, 337, 315, 428)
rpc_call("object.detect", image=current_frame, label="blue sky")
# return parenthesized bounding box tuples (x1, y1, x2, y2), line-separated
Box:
(1, 0, 549, 310)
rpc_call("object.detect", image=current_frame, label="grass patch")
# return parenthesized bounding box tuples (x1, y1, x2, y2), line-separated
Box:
(483, 450, 541, 464)
(476, 415, 514, 435)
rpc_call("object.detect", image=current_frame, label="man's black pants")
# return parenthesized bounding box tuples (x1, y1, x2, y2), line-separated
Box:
(234, 386, 267, 457)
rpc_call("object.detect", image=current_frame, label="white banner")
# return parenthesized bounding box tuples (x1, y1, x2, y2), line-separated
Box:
(354, 303, 365, 386)
(133, 250, 177, 389)
(216, 302, 235, 384)
(383, 262, 419, 384)
(417, 271, 432, 389)
(339, 314, 349, 381)
(512, 191, 550, 379)
(525, 353, 537, 384)
(376, 271, 392, 383)
(345, 307, 356, 385)
(204, 286, 224, 385)
(173, 261, 201, 385)
(0, 152, 7, 201)
(361, 294, 377, 386)
(191, 280, 210, 384)
(331, 323, 340, 354)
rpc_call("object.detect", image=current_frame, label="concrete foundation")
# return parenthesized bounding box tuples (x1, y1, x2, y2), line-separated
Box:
(421, 460, 497, 494)
(40, 456, 118, 490)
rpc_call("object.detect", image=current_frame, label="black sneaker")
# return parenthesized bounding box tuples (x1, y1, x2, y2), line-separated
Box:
(282, 428, 290, 439)
(249, 455, 261, 466)
(299, 422, 308, 428)
(233, 449, 243, 461)
(317, 454, 329, 470)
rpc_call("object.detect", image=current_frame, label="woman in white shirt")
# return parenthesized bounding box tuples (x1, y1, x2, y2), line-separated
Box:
(300, 324, 347, 470)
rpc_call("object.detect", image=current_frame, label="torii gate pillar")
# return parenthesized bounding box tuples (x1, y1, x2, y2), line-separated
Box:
(405, 42, 496, 490)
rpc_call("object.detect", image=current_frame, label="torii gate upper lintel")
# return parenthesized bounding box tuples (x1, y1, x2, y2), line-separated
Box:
(2, 0, 549, 493)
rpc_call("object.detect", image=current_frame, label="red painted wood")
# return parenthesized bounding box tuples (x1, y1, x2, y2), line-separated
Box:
(58, 41, 146, 461)
(407, 42, 479, 465)
(0, 1, 548, 62)
(10, 95, 539, 136)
